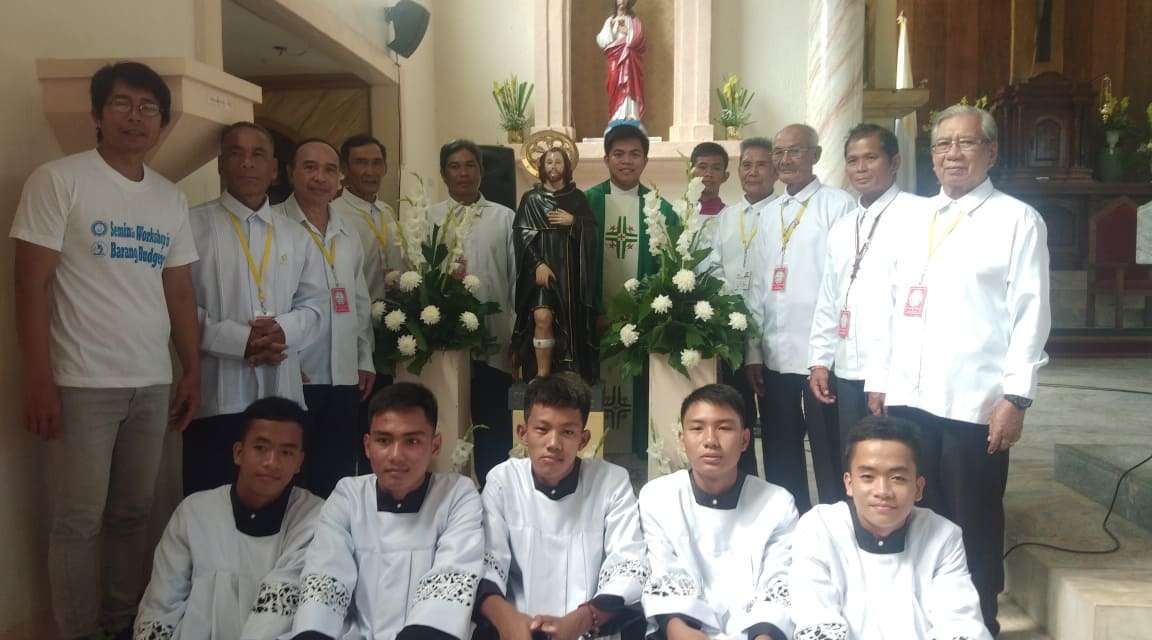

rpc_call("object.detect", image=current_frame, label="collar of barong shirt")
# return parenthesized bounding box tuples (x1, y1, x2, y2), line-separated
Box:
(532, 457, 582, 500)
(377, 472, 433, 513)
(230, 482, 293, 537)
(847, 500, 912, 554)
(688, 471, 747, 510)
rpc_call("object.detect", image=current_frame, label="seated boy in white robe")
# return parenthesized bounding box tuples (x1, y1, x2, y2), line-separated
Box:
(476, 373, 649, 640)
(789, 416, 992, 640)
(290, 382, 484, 640)
(640, 383, 798, 640)
(135, 397, 324, 640)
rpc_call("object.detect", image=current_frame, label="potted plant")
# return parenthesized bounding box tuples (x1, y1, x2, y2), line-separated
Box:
(1098, 79, 1130, 182)
(1137, 102, 1152, 182)
(716, 74, 754, 140)
(492, 75, 534, 143)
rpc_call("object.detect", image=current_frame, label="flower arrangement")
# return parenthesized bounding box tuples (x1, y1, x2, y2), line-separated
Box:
(1136, 103, 1152, 158)
(715, 74, 754, 130)
(599, 176, 757, 378)
(1099, 77, 1131, 133)
(449, 424, 488, 476)
(492, 75, 534, 139)
(373, 175, 500, 374)
(648, 419, 688, 476)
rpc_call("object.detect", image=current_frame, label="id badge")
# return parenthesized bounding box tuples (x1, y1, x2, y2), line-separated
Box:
(904, 286, 927, 317)
(331, 287, 351, 313)
(838, 308, 851, 337)
(771, 266, 788, 292)
(733, 272, 752, 292)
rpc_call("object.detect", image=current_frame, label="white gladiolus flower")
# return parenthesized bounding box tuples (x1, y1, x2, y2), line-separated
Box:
(671, 199, 689, 218)
(370, 301, 387, 324)
(620, 323, 640, 347)
(397, 334, 418, 356)
(651, 295, 673, 314)
(685, 176, 706, 203)
(384, 310, 407, 332)
(680, 349, 702, 369)
(728, 312, 748, 331)
(450, 440, 474, 474)
(420, 305, 442, 325)
(624, 278, 640, 294)
(672, 269, 696, 293)
(460, 311, 480, 332)
(398, 271, 422, 292)
(463, 274, 481, 293)
(643, 191, 660, 208)
(693, 301, 714, 322)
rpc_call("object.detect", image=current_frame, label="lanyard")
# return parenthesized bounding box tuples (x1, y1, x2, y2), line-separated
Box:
(738, 204, 759, 259)
(303, 224, 340, 286)
(779, 189, 819, 256)
(226, 211, 273, 313)
(842, 197, 894, 306)
(346, 200, 390, 251)
(921, 191, 992, 281)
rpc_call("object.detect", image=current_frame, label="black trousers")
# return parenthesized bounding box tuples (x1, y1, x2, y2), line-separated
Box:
(182, 412, 245, 496)
(831, 374, 869, 452)
(303, 384, 363, 498)
(471, 362, 514, 486)
(760, 370, 843, 513)
(720, 363, 762, 477)
(357, 374, 393, 475)
(889, 406, 1008, 636)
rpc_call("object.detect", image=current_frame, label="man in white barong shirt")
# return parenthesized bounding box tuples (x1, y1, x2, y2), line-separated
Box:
(865, 105, 1051, 634)
(135, 397, 323, 640)
(789, 416, 991, 640)
(476, 373, 649, 640)
(639, 384, 797, 640)
(289, 382, 484, 640)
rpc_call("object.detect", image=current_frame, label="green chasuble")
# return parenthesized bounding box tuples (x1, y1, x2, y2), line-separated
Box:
(586, 180, 675, 456)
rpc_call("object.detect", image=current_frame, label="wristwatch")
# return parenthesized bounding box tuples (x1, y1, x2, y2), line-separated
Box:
(1004, 394, 1033, 410)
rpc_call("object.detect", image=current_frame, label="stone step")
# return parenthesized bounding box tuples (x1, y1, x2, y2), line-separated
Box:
(1054, 444, 1152, 534)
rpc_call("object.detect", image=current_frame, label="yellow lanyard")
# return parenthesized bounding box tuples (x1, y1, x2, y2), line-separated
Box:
(227, 211, 274, 312)
(347, 201, 390, 251)
(303, 223, 340, 287)
(927, 208, 964, 260)
(779, 191, 817, 254)
(738, 204, 759, 254)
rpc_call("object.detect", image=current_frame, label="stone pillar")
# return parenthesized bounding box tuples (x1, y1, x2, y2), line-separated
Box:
(668, 0, 713, 142)
(806, 0, 864, 187)
(532, 0, 575, 138)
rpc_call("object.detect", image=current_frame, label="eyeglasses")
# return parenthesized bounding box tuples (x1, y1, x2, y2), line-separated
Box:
(107, 97, 162, 118)
(771, 147, 811, 160)
(930, 138, 988, 155)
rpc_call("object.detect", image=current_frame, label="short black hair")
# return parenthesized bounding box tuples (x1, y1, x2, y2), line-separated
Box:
(219, 121, 274, 151)
(843, 416, 923, 472)
(90, 62, 172, 141)
(369, 382, 438, 431)
(524, 372, 592, 425)
(288, 137, 339, 167)
(238, 396, 306, 444)
(739, 136, 774, 158)
(340, 133, 388, 166)
(844, 123, 900, 160)
(679, 384, 747, 429)
(604, 124, 650, 157)
(690, 142, 729, 171)
(440, 139, 484, 174)
(536, 146, 574, 185)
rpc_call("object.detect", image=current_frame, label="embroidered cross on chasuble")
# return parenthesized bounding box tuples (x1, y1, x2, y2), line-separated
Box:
(585, 180, 674, 456)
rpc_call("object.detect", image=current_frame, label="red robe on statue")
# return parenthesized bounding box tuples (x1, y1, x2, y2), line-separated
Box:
(603, 15, 646, 122)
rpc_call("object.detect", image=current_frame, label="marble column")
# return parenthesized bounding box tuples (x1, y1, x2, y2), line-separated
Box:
(806, 0, 865, 187)
(669, 0, 713, 142)
(531, 0, 575, 138)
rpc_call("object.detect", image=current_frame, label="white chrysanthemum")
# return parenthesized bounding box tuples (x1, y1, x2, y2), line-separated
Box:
(686, 176, 706, 203)
(623, 278, 640, 294)
(460, 311, 480, 332)
(651, 294, 673, 314)
(620, 323, 640, 347)
(728, 312, 748, 331)
(693, 301, 714, 322)
(672, 269, 696, 293)
(384, 310, 407, 332)
(420, 305, 441, 325)
(398, 270, 422, 292)
(680, 348, 702, 369)
(370, 301, 387, 324)
(383, 270, 401, 288)
(397, 334, 418, 356)
(463, 274, 481, 293)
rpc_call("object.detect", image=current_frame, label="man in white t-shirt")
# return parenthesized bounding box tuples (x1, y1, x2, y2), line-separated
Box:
(10, 61, 201, 640)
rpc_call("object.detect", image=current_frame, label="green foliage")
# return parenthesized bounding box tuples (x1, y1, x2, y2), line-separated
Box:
(492, 75, 534, 132)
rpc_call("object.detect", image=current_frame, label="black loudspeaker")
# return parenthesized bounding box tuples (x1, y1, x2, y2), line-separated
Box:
(385, 0, 430, 59)
(479, 145, 517, 211)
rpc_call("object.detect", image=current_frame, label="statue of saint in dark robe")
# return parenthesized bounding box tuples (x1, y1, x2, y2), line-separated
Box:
(511, 148, 600, 382)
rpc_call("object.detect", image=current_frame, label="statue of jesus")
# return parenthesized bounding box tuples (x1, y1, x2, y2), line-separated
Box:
(596, 0, 646, 132)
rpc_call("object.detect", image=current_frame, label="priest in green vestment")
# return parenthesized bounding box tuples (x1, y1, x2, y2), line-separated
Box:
(584, 124, 674, 456)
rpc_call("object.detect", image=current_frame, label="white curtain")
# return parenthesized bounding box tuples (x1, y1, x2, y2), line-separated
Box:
(894, 12, 918, 193)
